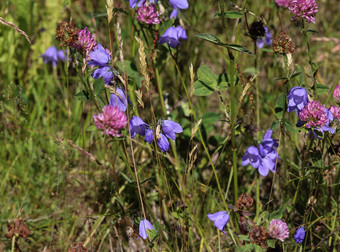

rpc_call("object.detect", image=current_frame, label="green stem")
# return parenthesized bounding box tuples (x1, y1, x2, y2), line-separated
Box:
(255, 173, 260, 221)
(169, 50, 239, 245)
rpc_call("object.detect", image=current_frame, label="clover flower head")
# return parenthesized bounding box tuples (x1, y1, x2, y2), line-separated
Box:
(93, 105, 127, 136)
(138, 219, 154, 240)
(169, 0, 189, 19)
(242, 130, 278, 177)
(268, 219, 289, 242)
(136, 3, 160, 25)
(329, 106, 340, 121)
(275, 0, 292, 7)
(299, 101, 328, 128)
(72, 27, 97, 53)
(333, 84, 340, 101)
(287, 86, 309, 115)
(294, 227, 305, 243)
(289, 0, 318, 24)
(109, 87, 128, 112)
(159, 26, 188, 48)
(41, 46, 65, 66)
(207, 211, 230, 234)
(256, 26, 272, 49)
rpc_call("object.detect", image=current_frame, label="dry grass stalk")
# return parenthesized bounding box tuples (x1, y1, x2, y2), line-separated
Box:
(0, 17, 31, 44)
(135, 90, 144, 108)
(106, 0, 114, 24)
(189, 63, 195, 98)
(116, 22, 125, 74)
(239, 83, 251, 103)
(188, 144, 198, 173)
(135, 36, 150, 91)
(191, 119, 202, 140)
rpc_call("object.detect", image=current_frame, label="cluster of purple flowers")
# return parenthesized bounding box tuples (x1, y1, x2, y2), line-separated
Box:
(268, 219, 289, 242)
(287, 86, 338, 137)
(242, 130, 279, 177)
(256, 26, 272, 49)
(40, 46, 66, 66)
(130, 116, 183, 152)
(127, 0, 188, 48)
(288, 0, 318, 24)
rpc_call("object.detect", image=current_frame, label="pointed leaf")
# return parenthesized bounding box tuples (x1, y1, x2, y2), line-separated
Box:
(227, 44, 253, 54)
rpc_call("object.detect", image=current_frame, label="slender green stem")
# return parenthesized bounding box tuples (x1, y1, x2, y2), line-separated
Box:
(255, 173, 260, 221)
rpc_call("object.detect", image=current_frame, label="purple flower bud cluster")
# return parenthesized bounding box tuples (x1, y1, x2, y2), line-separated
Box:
(130, 116, 183, 152)
(334, 84, 340, 101)
(294, 227, 305, 243)
(242, 130, 279, 177)
(40, 46, 66, 66)
(288, 0, 318, 24)
(136, 3, 161, 25)
(93, 105, 128, 137)
(268, 219, 289, 242)
(287, 86, 338, 137)
(72, 27, 97, 53)
(207, 211, 230, 234)
(256, 26, 272, 49)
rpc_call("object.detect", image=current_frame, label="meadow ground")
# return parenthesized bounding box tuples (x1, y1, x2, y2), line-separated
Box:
(0, 0, 339, 251)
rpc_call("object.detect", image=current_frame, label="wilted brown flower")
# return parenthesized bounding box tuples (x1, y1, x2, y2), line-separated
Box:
(237, 193, 254, 210)
(249, 225, 268, 248)
(7, 219, 31, 239)
(272, 32, 295, 54)
(68, 243, 88, 252)
(56, 21, 79, 47)
(249, 21, 265, 40)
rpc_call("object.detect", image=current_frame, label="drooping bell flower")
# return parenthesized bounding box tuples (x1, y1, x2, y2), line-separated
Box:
(159, 25, 188, 48)
(138, 219, 155, 240)
(287, 86, 309, 115)
(88, 43, 114, 84)
(41, 46, 65, 66)
(207, 211, 230, 234)
(109, 87, 128, 112)
(256, 26, 272, 49)
(169, 0, 189, 19)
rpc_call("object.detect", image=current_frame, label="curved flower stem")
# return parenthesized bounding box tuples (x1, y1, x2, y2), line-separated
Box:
(255, 173, 260, 221)
(292, 136, 313, 207)
(169, 49, 239, 245)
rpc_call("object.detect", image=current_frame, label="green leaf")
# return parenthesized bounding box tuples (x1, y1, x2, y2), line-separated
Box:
(193, 65, 219, 96)
(202, 112, 221, 125)
(271, 120, 280, 131)
(275, 93, 286, 119)
(235, 244, 255, 252)
(97, 94, 106, 107)
(260, 48, 274, 53)
(315, 83, 330, 94)
(217, 73, 229, 89)
(74, 90, 90, 101)
(215, 11, 243, 19)
(93, 78, 105, 94)
(119, 171, 133, 183)
(86, 125, 98, 132)
(269, 205, 286, 220)
(283, 119, 297, 133)
(306, 29, 318, 34)
(195, 33, 225, 46)
(116, 60, 140, 80)
(289, 72, 302, 80)
(227, 44, 253, 54)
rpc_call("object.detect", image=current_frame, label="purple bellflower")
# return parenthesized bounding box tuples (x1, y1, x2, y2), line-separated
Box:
(242, 130, 279, 176)
(138, 219, 155, 240)
(294, 227, 305, 243)
(129, 116, 155, 144)
(169, 0, 189, 19)
(88, 43, 114, 84)
(287, 86, 309, 115)
(156, 120, 183, 152)
(129, 0, 156, 8)
(207, 211, 230, 234)
(41, 46, 65, 66)
(109, 87, 128, 112)
(159, 25, 188, 48)
(256, 26, 272, 49)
